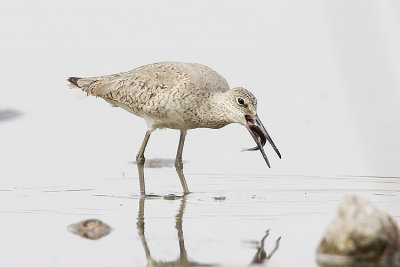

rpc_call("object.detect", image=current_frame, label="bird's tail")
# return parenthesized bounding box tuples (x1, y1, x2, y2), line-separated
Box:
(67, 77, 82, 89)
(67, 76, 108, 96)
(67, 72, 127, 97)
(67, 76, 100, 90)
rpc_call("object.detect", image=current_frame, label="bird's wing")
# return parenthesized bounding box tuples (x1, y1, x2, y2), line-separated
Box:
(69, 64, 185, 110)
(68, 62, 230, 113)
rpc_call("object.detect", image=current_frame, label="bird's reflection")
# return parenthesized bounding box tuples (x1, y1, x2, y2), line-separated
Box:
(251, 230, 281, 264)
(137, 197, 212, 267)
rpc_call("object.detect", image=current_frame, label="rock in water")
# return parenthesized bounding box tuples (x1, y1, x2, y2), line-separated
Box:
(317, 194, 400, 266)
(68, 219, 112, 240)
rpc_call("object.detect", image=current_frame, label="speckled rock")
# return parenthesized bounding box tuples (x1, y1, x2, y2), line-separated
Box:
(317, 194, 400, 266)
(68, 219, 112, 240)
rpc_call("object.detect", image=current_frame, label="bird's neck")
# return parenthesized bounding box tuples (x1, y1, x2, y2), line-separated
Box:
(201, 92, 235, 129)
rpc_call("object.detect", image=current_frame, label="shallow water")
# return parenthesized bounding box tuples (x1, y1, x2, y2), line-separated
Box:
(0, 169, 398, 266)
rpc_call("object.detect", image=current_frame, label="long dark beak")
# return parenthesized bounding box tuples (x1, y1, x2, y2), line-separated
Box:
(244, 114, 281, 167)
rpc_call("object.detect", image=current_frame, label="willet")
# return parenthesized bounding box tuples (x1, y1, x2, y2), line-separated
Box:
(68, 62, 281, 195)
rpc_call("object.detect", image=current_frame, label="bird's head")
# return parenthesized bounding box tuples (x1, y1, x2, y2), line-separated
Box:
(224, 87, 281, 167)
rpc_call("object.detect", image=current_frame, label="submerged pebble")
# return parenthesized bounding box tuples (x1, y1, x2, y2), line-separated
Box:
(132, 158, 180, 168)
(163, 194, 184, 200)
(68, 219, 112, 240)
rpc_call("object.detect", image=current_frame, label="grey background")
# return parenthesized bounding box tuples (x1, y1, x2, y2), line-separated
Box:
(0, 1, 399, 266)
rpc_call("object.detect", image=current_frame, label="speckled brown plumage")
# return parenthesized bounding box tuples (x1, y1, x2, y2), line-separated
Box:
(68, 62, 256, 130)
(68, 61, 279, 195)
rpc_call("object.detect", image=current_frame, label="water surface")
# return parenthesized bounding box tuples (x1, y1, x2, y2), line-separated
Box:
(0, 169, 398, 266)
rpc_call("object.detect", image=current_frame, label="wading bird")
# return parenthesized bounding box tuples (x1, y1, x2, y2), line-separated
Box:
(68, 62, 281, 195)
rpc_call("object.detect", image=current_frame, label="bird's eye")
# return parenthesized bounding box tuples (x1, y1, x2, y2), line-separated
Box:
(237, 98, 245, 105)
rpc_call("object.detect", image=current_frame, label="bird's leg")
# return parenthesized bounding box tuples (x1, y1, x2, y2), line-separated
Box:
(175, 130, 189, 194)
(136, 130, 152, 195)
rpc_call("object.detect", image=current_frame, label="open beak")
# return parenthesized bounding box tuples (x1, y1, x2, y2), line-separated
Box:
(244, 114, 281, 168)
